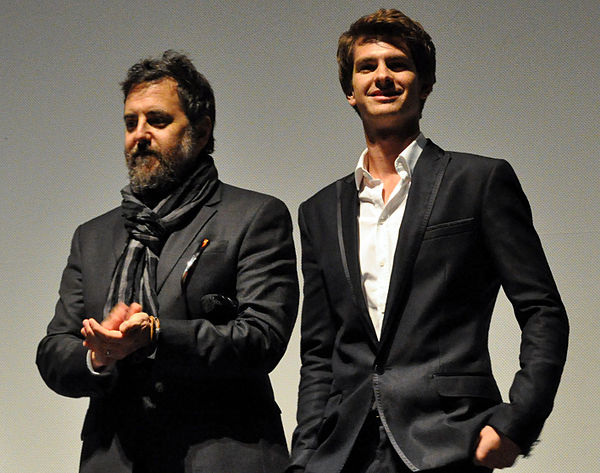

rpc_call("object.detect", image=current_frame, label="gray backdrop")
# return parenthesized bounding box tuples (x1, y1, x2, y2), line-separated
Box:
(1, 1, 598, 471)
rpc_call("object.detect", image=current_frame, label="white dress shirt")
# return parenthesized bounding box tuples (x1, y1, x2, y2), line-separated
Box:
(354, 133, 426, 339)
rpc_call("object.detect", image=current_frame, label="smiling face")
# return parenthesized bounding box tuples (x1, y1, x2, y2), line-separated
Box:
(123, 77, 210, 197)
(346, 38, 431, 135)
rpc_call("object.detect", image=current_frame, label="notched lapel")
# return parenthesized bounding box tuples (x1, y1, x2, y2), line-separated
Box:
(156, 188, 221, 293)
(337, 177, 379, 346)
(378, 142, 450, 349)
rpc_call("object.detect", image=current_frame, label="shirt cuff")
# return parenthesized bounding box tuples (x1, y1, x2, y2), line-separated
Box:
(86, 350, 105, 375)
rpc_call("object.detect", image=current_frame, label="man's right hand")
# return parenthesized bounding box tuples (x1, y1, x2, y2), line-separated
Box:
(81, 302, 143, 369)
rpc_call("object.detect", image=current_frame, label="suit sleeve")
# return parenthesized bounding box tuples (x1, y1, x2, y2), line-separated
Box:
(287, 202, 338, 471)
(482, 160, 569, 453)
(36, 226, 119, 398)
(154, 197, 299, 378)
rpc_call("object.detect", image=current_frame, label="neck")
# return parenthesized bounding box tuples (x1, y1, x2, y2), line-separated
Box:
(363, 126, 420, 178)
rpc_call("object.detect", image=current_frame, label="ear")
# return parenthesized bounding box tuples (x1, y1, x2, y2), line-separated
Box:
(193, 115, 212, 150)
(346, 90, 356, 108)
(420, 83, 432, 101)
(195, 115, 212, 138)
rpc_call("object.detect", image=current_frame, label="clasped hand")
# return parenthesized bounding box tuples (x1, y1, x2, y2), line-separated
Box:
(81, 302, 153, 370)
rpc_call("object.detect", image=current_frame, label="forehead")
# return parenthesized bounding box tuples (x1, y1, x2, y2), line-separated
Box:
(124, 77, 183, 113)
(353, 37, 412, 61)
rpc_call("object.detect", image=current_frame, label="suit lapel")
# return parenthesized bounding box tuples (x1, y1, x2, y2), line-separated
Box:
(378, 141, 449, 351)
(337, 177, 379, 347)
(156, 183, 222, 293)
(112, 214, 129, 261)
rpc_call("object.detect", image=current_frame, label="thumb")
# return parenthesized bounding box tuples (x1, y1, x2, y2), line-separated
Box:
(127, 302, 143, 319)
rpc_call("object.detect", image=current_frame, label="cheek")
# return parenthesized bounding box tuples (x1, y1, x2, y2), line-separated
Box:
(169, 128, 190, 149)
(403, 73, 420, 91)
(160, 135, 179, 153)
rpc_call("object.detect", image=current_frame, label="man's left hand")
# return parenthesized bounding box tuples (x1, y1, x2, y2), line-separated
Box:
(473, 425, 521, 469)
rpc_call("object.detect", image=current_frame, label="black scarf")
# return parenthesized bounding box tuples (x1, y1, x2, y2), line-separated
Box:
(103, 156, 219, 318)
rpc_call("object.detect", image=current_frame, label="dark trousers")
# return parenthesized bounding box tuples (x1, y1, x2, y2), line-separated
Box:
(341, 410, 492, 473)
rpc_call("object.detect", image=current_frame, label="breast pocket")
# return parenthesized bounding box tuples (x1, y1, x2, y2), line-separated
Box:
(181, 240, 236, 321)
(423, 218, 476, 241)
(183, 239, 229, 285)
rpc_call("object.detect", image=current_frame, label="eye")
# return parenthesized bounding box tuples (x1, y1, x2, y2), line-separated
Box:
(124, 117, 137, 132)
(147, 113, 173, 129)
(388, 60, 409, 72)
(357, 62, 376, 72)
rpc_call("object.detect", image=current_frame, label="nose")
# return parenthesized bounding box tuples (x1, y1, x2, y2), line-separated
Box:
(131, 121, 151, 143)
(126, 120, 151, 154)
(374, 63, 393, 87)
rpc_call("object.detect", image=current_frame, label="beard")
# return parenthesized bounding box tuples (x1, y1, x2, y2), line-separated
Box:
(125, 128, 196, 198)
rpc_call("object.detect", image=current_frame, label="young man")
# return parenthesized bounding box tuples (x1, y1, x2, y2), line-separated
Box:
(37, 51, 298, 472)
(289, 10, 568, 473)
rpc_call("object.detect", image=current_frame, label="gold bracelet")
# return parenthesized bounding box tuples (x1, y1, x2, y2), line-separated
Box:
(148, 316, 155, 342)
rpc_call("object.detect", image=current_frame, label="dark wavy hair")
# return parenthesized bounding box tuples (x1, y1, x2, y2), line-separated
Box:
(337, 9, 436, 110)
(121, 50, 216, 154)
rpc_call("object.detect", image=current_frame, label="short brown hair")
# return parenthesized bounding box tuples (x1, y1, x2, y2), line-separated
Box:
(337, 9, 436, 99)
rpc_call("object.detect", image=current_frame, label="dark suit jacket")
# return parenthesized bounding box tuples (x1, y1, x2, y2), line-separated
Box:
(289, 140, 568, 472)
(37, 181, 299, 473)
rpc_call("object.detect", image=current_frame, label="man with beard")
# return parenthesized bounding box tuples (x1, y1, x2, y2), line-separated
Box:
(37, 50, 299, 473)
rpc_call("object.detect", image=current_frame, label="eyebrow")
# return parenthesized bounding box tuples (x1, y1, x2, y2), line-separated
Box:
(146, 110, 171, 117)
(355, 57, 376, 67)
(355, 52, 412, 68)
(123, 110, 172, 120)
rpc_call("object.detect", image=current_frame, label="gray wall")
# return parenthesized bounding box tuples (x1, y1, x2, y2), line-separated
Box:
(1, 1, 598, 471)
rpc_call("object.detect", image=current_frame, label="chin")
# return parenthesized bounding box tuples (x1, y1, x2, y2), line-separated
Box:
(129, 167, 176, 195)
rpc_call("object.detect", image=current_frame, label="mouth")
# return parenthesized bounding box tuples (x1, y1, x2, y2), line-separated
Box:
(370, 89, 401, 101)
(133, 150, 159, 159)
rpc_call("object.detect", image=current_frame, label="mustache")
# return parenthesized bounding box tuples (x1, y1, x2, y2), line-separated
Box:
(128, 143, 160, 159)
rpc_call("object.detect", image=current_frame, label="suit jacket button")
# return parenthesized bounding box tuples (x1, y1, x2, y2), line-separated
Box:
(154, 381, 164, 393)
(142, 396, 156, 410)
